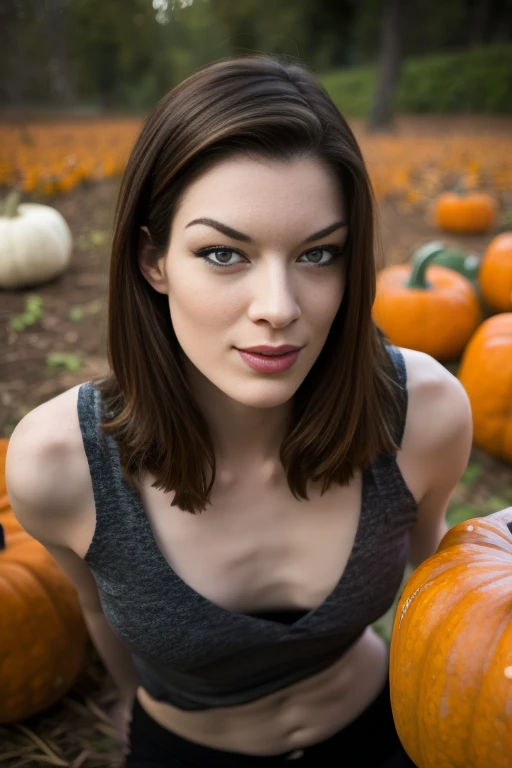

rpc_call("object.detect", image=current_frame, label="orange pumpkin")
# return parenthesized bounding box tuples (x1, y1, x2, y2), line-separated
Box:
(457, 313, 512, 463)
(390, 510, 512, 768)
(434, 190, 497, 234)
(0, 438, 89, 723)
(372, 242, 481, 361)
(479, 232, 512, 312)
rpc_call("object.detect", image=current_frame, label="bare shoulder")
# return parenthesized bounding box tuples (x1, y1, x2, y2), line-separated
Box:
(398, 347, 473, 487)
(399, 346, 472, 440)
(5, 383, 94, 549)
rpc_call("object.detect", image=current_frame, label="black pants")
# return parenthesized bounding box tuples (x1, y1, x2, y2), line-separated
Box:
(124, 680, 417, 767)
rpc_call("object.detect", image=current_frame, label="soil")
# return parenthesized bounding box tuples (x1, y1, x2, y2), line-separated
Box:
(1, 115, 512, 766)
(0, 174, 502, 436)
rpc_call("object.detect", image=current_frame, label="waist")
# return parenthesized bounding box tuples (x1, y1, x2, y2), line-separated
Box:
(133, 627, 366, 711)
(135, 627, 389, 756)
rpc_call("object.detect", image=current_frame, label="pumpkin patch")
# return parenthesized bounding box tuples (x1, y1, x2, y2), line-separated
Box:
(478, 232, 512, 312)
(0, 190, 73, 289)
(434, 189, 497, 234)
(372, 241, 481, 361)
(390, 511, 512, 768)
(0, 439, 89, 723)
(457, 313, 512, 464)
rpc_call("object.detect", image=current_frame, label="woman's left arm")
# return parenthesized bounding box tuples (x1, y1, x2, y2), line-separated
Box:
(400, 350, 474, 570)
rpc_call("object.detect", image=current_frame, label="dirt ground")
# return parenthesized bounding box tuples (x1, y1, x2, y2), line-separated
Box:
(0, 174, 501, 437)
(1, 116, 512, 766)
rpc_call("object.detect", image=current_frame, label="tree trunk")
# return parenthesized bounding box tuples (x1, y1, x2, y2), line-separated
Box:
(32, 0, 76, 106)
(0, 1, 28, 108)
(468, 0, 493, 46)
(368, 0, 403, 132)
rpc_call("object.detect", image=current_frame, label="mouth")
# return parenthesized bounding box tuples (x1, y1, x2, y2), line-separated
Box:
(235, 346, 302, 372)
(236, 346, 303, 356)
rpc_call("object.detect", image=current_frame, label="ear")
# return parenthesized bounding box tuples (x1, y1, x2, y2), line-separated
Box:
(138, 226, 169, 295)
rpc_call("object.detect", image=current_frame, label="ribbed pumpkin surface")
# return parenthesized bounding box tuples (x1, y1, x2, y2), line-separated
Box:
(373, 263, 481, 361)
(390, 514, 512, 768)
(434, 192, 497, 234)
(457, 313, 512, 463)
(0, 437, 89, 723)
(479, 233, 512, 312)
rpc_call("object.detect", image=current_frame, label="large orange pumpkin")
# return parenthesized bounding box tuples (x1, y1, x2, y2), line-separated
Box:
(479, 232, 512, 312)
(434, 190, 497, 234)
(372, 242, 481, 361)
(0, 437, 89, 723)
(390, 510, 512, 768)
(457, 313, 512, 463)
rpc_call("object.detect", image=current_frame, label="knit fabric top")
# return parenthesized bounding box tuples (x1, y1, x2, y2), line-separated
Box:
(77, 345, 418, 711)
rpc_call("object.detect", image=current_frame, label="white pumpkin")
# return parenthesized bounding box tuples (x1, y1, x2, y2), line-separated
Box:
(0, 192, 73, 289)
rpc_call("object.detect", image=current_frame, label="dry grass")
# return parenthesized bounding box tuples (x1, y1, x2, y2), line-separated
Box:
(0, 648, 122, 768)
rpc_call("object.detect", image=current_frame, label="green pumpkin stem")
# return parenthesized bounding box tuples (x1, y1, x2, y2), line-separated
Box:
(0, 522, 5, 551)
(4, 189, 21, 218)
(453, 179, 467, 196)
(406, 242, 446, 289)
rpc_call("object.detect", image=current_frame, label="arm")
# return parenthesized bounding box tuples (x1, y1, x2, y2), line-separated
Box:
(400, 350, 474, 569)
(39, 543, 142, 708)
(5, 414, 141, 716)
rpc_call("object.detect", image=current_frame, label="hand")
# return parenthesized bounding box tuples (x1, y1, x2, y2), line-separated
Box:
(107, 697, 133, 756)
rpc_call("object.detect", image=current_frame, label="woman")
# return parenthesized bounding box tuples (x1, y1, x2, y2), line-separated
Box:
(6, 55, 473, 767)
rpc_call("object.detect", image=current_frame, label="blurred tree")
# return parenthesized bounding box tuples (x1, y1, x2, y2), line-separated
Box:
(367, 0, 403, 130)
(1, 0, 510, 112)
(1, 0, 28, 109)
(31, 0, 76, 105)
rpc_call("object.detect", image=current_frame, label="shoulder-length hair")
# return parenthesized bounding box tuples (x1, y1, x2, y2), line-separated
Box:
(93, 54, 402, 514)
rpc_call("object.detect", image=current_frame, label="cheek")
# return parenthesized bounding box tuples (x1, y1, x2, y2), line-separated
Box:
(169, 278, 238, 336)
(309, 274, 345, 327)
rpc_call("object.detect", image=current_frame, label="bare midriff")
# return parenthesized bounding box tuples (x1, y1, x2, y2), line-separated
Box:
(136, 625, 389, 756)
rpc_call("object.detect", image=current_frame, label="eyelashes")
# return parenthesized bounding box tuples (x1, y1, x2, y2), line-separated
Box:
(192, 245, 346, 270)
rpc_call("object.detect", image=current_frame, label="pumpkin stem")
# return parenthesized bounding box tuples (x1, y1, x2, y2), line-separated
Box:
(406, 242, 446, 289)
(0, 523, 4, 551)
(4, 189, 21, 218)
(453, 179, 467, 196)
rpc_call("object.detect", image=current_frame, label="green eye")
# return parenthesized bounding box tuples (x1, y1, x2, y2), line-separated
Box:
(194, 244, 345, 269)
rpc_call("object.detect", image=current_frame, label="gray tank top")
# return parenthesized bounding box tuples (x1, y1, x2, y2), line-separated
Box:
(77, 345, 417, 711)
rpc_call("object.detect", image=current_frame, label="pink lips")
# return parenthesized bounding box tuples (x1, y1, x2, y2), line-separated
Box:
(236, 347, 302, 373)
(239, 345, 302, 355)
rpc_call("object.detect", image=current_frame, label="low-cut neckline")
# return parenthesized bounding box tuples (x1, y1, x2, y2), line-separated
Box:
(126, 468, 370, 629)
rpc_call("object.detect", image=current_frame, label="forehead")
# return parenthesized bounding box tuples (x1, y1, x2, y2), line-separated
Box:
(173, 155, 345, 228)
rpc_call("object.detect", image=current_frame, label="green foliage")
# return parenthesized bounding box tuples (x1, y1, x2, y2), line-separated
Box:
(69, 307, 85, 322)
(460, 461, 484, 486)
(446, 503, 481, 527)
(46, 353, 83, 372)
(320, 66, 377, 117)
(8, 295, 44, 332)
(397, 45, 512, 113)
(321, 45, 512, 116)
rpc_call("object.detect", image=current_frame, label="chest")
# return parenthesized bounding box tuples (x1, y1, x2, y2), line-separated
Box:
(137, 465, 363, 613)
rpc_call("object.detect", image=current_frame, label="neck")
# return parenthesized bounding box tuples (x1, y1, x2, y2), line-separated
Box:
(183, 358, 293, 467)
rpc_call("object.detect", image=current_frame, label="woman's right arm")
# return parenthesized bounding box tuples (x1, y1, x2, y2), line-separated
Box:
(5, 410, 141, 721)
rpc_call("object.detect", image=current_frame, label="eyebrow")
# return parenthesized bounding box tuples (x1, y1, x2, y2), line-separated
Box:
(185, 217, 347, 245)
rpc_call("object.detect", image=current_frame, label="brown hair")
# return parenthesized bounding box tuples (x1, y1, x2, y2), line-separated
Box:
(94, 54, 402, 514)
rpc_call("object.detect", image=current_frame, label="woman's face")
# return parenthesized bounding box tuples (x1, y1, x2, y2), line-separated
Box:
(141, 155, 347, 410)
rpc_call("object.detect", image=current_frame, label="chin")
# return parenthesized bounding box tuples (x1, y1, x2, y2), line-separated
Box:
(226, 382, 303, 409)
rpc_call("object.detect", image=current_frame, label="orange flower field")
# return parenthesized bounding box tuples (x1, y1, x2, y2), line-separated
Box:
(1, 117, 511, 208)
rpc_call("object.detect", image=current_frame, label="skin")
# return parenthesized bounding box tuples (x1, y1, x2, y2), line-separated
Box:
(6, 154, 478, 757)
(138, 155, 347, 469)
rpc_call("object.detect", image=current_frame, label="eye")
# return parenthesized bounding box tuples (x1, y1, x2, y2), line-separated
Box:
(299, 246, 345, 266)
(193, 244, 345, 270)
(193, 247, 244, 269)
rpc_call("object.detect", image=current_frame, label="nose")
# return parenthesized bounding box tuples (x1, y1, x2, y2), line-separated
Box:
(247, 262, 301, 328)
